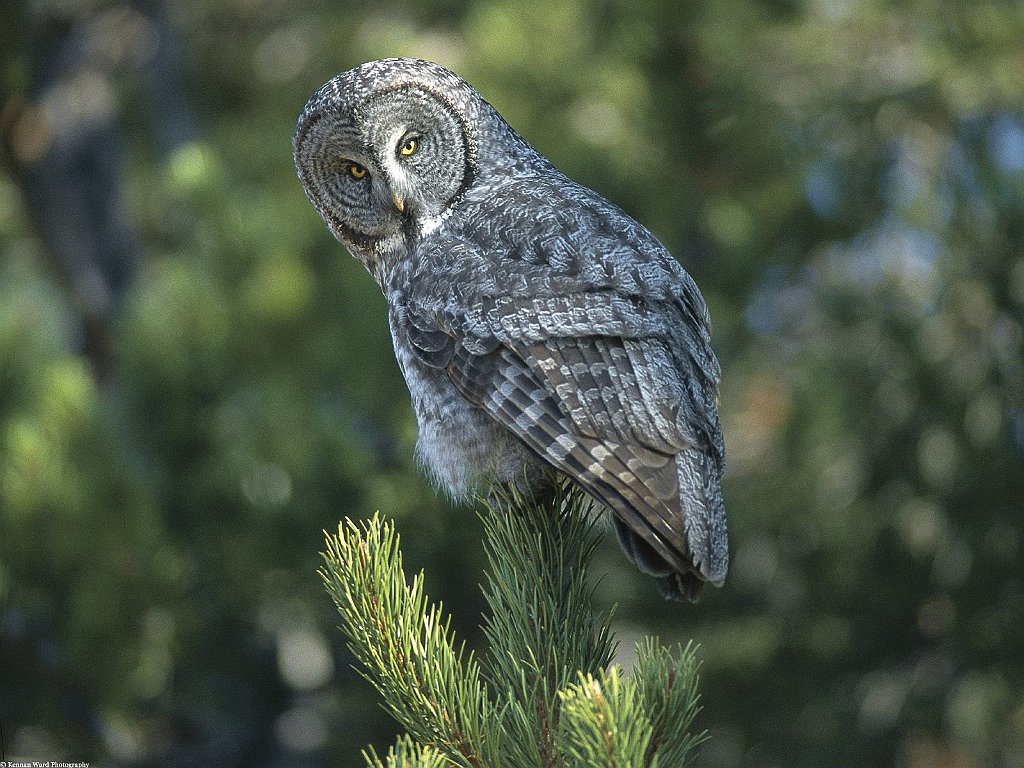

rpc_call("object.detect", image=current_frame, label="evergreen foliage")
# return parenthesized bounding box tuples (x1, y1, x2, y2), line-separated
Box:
(320, 486, 704, 768)
(364, 737, 451, 768)
(321, 512, 491, 766)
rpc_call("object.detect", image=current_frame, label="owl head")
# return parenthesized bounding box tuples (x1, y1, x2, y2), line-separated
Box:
(294, 59, 501, 276)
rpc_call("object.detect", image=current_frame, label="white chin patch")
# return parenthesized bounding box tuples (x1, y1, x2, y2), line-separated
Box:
(419, 208, 450, 238)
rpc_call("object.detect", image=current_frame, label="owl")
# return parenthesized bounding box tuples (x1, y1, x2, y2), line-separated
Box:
(294, 58, 727, 601)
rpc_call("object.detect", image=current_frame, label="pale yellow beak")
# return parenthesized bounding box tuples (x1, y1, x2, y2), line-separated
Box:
(393, 193, 406, 214)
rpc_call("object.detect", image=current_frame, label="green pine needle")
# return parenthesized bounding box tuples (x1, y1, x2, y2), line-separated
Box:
(321, 513, 491, 768)
(559, 667, 654, 768)
(478, 483, 615, 767)
(320, 490, 707, 768)
(633, 639, 707, 767)
(364, 736, 452, 768)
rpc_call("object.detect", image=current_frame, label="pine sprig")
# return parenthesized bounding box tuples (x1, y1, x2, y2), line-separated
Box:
(557, 642, 704, 768)
(632, 640, 706, 768)
(320, 514, 491, 767)
(558, 668, 653, 768)
(319, 491, 707, 768)
(478, 483, 615, 768)
(364, 736, 451, 768)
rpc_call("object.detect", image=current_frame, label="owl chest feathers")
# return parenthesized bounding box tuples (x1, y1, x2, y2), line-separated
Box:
(387, 297, 539, 497)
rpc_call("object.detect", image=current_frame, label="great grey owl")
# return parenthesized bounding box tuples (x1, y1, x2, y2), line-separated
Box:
(294, 58, 727, 601)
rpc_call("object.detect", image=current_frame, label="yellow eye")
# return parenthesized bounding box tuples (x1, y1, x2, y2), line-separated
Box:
(400, 137, 418, 156)
(349, 163, 367, 179)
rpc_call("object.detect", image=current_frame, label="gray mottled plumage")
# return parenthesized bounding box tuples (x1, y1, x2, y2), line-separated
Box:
(294, 58, 727, 601)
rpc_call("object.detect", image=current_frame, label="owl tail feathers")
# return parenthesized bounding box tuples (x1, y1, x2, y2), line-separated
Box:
(613, 448, 728, 603)
(678, 447, 729, 589)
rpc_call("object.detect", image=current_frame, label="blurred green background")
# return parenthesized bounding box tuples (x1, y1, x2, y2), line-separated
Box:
(1, 0, 1022, 765)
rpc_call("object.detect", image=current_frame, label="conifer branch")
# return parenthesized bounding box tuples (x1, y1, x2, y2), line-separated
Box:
(632, 640, 706, 767)
(559, 668, 653, 768)
(478, 484, 614, 767)
(320, 490, 706, 768)
(321, 514, 490, 767)
(364, 736, 451, 768)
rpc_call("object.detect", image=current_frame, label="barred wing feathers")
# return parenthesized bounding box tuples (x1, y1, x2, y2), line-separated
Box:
(404, 287, 727, 601)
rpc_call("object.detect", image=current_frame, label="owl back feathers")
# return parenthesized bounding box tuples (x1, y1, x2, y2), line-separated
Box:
(396, 176, 727, 600)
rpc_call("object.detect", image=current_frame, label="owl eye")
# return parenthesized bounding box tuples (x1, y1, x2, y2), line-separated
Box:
(399, 135, 419, 157)
(348, 163, 368, 180)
